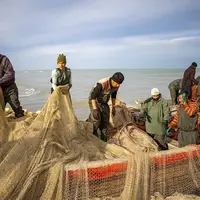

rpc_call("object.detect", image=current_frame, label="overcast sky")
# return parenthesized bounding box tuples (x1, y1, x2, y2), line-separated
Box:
(1, 0, 200, 70)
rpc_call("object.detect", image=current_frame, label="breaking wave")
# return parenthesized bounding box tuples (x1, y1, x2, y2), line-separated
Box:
(19, 88, 40, 97)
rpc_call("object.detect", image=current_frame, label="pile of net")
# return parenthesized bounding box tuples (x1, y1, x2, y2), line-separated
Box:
(1, 86, 200, 200)
(150, 192, 200, 200)
(0, 86, 158, 199)
(101, 192, 200, 200)
(0, 86, 127, 199)
(108, 99, 158, 152)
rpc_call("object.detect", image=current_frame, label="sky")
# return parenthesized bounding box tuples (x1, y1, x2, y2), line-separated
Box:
(0, 0, 200, 70)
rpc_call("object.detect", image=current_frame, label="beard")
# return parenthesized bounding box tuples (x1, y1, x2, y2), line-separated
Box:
(152, 98, 159, 101)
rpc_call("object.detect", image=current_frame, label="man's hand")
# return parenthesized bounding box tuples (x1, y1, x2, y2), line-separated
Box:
(135, 100, 143, 105)
(93, 109, 100, 120)
(60, 84, 71, 94)
(61, 87, 69, 94)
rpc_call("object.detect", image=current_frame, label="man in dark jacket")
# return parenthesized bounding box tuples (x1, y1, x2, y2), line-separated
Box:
(0, 54, 24, 118)
(181, 62, 198, 100)
(88, 72, 124, 142)
(168, 78, 182, 105)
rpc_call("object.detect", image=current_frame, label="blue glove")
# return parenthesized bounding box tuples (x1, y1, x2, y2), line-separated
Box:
(165, 127, 171, 136)
(182, 93, 187, 103)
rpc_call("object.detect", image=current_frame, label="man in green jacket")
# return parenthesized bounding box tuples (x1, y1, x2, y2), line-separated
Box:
(168, 78, 182, 105)
(141, 88, 170, 150)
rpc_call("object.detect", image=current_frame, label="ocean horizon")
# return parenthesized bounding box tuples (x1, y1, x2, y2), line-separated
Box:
(12, 68, 200, 120)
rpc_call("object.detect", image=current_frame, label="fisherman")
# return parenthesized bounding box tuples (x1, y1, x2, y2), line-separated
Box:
(140, 88, 170, 150)
(51, 54, 72, 93)
(168, 92, 199, 147)
(180, 62, 198, 101)
(168, 78, 182, 105)
(88, 72, 124, 142)
(0, 54, 24, 118)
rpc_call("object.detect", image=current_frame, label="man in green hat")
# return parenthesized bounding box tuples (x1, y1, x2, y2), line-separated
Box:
(88, 72, 124, 142)
(51, 54, 72, 93)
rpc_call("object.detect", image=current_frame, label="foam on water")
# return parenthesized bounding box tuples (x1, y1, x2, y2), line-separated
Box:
(19, 88, 40, 97)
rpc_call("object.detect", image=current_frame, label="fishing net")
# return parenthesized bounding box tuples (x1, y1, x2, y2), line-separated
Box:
(0, 86, 200, 200)
(107, 99, 158, 152)
(150, 192, 200, 200)
(0, 86, 130, 200)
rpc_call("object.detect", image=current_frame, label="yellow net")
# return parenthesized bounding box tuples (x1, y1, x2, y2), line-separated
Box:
(0, 86, 200, 199)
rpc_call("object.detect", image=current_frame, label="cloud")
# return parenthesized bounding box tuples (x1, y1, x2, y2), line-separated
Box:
(7, 31, 199, 69)
(17, 31, 200, 55)
(0, 0, 200, 69)
(1, 0, 200, 46)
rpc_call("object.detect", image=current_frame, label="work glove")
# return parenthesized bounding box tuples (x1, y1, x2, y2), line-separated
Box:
(165, 127, 171, 136)
(93, 109, 100, 120)
(112, 107, 116, 116)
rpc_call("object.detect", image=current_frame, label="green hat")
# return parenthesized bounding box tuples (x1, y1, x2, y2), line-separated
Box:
(57, 54, 66, 64)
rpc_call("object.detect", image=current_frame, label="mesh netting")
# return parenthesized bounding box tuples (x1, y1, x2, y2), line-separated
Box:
(150, 192, 200, 200)
(0, 86, 200, 200)
(0, 86, 130, 199)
